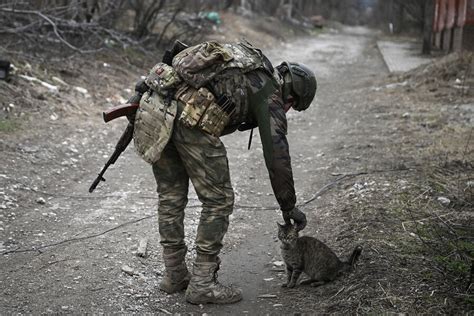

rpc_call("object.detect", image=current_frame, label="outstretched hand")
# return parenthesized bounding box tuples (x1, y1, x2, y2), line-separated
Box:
(282, 207, 307, 231)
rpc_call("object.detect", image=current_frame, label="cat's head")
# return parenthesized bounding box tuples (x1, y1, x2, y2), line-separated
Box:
(277, 222, 298, 248)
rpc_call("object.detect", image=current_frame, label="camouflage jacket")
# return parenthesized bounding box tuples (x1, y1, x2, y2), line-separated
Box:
(173, 42, 296, 212)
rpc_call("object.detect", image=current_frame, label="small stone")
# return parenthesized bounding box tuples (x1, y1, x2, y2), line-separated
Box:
(273, 304, 283, 307)
(36, 197, 46, 205)
(263, 278, 274, 281)
(61, 306, 69, 310)
(121, 265, 135, 276)
(272, 261, 284, 267)
(258, 294, 277, 298)
(437, 197, 450, 206)
(136, 238, 148, 258)
(74, 86, 89, 95)
(402, 112, 410, 118)
(22, 145, 39, 153)
(68, 146, 79, 153)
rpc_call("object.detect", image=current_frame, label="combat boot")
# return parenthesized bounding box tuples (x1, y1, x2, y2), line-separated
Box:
(185, 258, 242, 304)
(160, 247, 190, 294)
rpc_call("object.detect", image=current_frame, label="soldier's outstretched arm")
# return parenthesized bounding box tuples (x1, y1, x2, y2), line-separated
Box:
(261, 96, 306, 230)
(258, 92, 296, 212)
(247, 71, 306, 230)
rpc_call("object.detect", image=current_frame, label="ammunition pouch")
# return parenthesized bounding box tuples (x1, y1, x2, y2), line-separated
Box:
(175, 85, 235, 137)
(145, 62, 182, 94)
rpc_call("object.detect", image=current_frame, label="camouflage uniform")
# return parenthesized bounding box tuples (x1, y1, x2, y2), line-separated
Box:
(153, 67, 295, 256)
(152, 102, 234, 255)
(148, 42, 297, 303)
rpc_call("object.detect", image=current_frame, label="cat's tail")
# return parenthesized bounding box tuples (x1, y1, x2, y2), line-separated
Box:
(348, 245, 362, 266)
(342, 245, 362, 271)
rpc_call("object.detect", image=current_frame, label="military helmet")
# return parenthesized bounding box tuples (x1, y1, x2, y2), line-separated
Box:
(277, 61, 317, 111)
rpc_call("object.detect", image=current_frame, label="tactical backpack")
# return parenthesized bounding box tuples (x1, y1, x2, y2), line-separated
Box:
(172, 41, 268, 89)
(172, 41, 275, 130)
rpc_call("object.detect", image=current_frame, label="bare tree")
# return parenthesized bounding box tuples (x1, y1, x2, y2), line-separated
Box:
(129, 0, 167, 39)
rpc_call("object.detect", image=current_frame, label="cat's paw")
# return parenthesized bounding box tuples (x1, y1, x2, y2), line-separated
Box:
(299, 279, 314, 285)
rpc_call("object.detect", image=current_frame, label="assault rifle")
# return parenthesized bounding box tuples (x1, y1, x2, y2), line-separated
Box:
(88, 81, 147, 193)
(89, 40, 189, 193)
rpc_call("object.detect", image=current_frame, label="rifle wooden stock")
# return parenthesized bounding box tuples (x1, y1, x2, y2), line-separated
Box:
(103, 103, 139, 123)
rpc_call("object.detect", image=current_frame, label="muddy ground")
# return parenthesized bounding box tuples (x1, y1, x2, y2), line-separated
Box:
(1, 23, 473, 314)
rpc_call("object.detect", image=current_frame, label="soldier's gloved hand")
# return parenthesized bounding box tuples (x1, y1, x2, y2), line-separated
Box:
(282, 207, 307, 231)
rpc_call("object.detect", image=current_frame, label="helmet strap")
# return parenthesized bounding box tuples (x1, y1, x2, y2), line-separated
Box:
(281, 72, 293, 103)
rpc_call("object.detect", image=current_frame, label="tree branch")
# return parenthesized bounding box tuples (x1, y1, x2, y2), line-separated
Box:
(0, 7, 98, 53)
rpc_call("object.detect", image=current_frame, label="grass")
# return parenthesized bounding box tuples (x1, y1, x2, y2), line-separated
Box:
(0, 118, 21, 133)
(354, 171, 473, 292)
(435, 255, 471, 276)
(398, 174, 473, 283)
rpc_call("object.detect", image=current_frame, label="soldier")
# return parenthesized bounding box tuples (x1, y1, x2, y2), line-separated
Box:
(133, 41, 317, 304)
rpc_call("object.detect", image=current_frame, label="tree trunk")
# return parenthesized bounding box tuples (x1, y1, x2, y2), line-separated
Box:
(422, 0, 435, 54)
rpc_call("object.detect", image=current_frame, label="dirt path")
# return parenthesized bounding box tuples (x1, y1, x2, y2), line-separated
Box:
(1, 26, 472, 314)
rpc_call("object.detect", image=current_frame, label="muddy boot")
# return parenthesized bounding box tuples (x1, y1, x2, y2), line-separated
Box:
(160, 247, 190, 294)
(185, 258, 242, 304)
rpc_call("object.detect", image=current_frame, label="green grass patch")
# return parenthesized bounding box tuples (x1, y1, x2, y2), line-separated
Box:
(391, 185, 473, 281)
(435, 255, 471, 275)
(0, 118, 21, 133)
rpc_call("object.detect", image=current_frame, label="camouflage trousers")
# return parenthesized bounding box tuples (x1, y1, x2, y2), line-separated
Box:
(152, 103, 234, 256)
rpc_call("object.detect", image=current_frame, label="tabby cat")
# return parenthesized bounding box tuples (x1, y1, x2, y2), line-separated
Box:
(277, 223, 362, 288)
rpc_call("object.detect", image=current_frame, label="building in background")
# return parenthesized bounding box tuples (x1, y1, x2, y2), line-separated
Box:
(425, 0, 473, 53)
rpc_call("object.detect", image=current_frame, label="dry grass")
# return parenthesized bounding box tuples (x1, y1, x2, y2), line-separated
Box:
(306, 52, 474, 313)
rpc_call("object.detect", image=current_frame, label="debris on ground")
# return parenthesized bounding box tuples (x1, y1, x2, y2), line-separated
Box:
(136, 238, 148, 258)
(121, 265, 136, 276)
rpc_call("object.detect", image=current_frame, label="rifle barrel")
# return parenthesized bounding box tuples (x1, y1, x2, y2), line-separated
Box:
(89, 174, 105, 193)
(89, 123, 134, 193)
